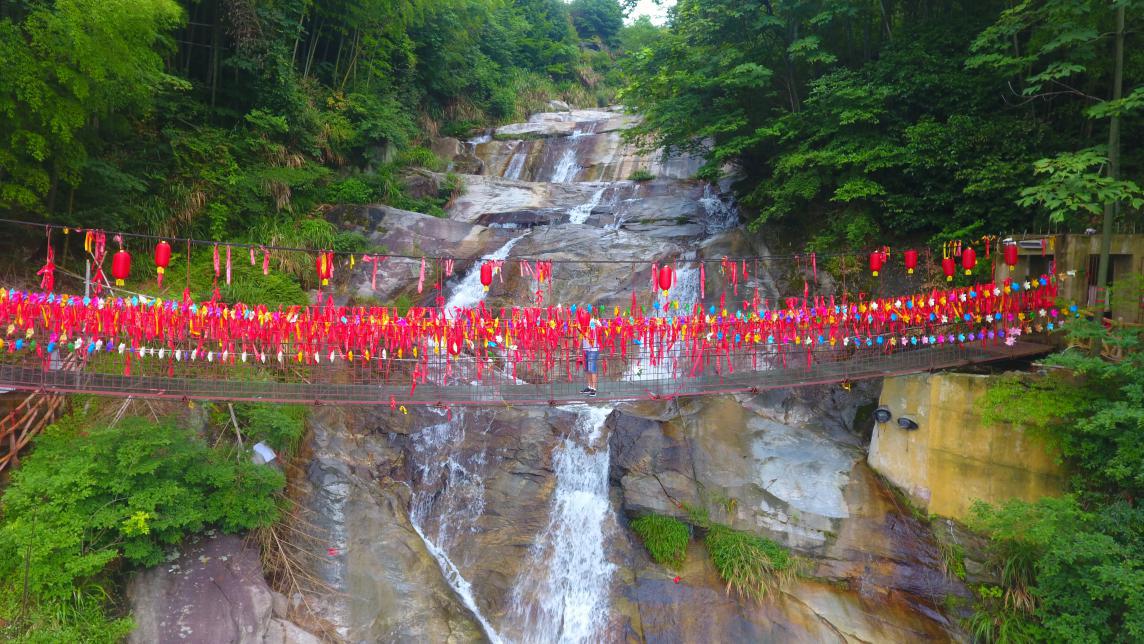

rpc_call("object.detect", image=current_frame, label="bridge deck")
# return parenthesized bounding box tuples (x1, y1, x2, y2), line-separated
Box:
(0, 341, 1051, 407)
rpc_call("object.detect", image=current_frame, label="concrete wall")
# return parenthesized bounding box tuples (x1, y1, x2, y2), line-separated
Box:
(996, 233, 1144, 323)
(868, 372, 1064, 520)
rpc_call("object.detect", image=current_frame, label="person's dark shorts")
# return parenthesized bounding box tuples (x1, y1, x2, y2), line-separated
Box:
(584, 349, 599, 374)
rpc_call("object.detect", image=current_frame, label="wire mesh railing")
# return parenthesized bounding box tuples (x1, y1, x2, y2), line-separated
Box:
(0, 331, 1051, 407)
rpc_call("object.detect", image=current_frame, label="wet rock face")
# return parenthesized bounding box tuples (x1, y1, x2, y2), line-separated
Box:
(629, 542, 953, 644)
(608, 393, 968, 640)
(289, 407, 486, 642)
(127, 533, 321, 644)
(472, 110, 700, 183)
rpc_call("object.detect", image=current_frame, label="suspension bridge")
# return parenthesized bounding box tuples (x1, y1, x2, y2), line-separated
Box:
(0, 278, 1060, 408)
(0, 228, 1069, 472)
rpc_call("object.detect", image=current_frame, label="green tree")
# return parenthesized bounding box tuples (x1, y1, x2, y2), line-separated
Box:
(982, 319, 1144, 499)
(0, 0, 184, 213)
(968, 0, 1141, 297)
(0, 414, 284, 599)
(622, 0, 1141, 248)
(570, 0, 624, 47)
(970, 496, 1144, 642)
(618, 14, 661, 53)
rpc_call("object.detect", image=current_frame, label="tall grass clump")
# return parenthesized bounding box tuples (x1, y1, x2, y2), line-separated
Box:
(705, 524, 795, 600)
(630, 514, 690, 568)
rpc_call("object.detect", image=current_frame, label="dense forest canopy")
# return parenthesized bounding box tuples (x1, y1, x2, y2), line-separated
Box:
(622, 0, 1142, 249)
(0, 0, 642, 247)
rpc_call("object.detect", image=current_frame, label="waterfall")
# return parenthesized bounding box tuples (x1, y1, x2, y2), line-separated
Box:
(406, 233, 532, 644)
(504, 142, 529, 180)
(700, 183, 740, 233)
(409, 411, 503, 643)
(604, 181, 637, 230)
(506, 405, 617, 644)
(467, 131, 493, 148)
(403, 109, 747, 642)
(622, 252, 702, 382)
(673, 251, 703, 309)
(550, 146, 581, 183)
(567, 186, 607, 225)
(444, 233, 528, 316)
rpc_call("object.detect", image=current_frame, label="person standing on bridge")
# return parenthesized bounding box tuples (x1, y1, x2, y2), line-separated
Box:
(580, 311, 600, 397)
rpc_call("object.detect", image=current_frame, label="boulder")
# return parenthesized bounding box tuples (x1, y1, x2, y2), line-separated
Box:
(399, 168, 443, 200)
(431, 137, 464, 162)
(546, 100, 571, 112)
(627, 540, 953, 643)
(127, 533, 321, 644)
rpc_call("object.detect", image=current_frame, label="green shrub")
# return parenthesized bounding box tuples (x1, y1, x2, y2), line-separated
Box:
(705, 525, 794, 600)
(630, 514, 690, 568)
(237, 404, 307, 456)
(628, 169, 656, 182)
(184, 249, 308, 306)
(323, 177, 375, 204)
(397, 146, 446, 172)
(0, 414, 285, 600)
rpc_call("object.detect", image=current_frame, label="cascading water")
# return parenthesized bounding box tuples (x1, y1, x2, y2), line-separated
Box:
(406, 234, 533, 644)
(550, 146, 581, 183)
(567, 186, 607, 225)
(504, 142, 530, 180)
(622, 252, 702, 382)
(604, 181, 637, 230)
(700, 183, 740, 233)
(506, 405, 617, 644)
(408, 412, 502, 643)
(410, 108, 745, 642)
(444, 233, 528, 316)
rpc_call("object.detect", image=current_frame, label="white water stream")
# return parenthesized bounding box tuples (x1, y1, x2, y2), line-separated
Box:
(622, 250, 703, 382)
(507, 405, 617, 643)
(504, 141, 529, 180)
(444, 233, 528, 316)
(408, 110, 737, 643)
(567, 186, 607, 225)
(408, 233, 533, 644)
(409, 413, 503, 643)
(700, 183, 740, 233)
(550, 146, 581, 183)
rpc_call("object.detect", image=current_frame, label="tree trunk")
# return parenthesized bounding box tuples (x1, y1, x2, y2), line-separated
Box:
(339, 30, 361, 91)
(291, 2, 310, 67)
(303, 20, 322, 79)
(333, 32, 346, 83)
(210, 11, 221, 108)
(1096, 5, 1125, 317)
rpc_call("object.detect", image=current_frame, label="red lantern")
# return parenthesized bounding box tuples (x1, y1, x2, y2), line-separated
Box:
(658, 265, 674, 292)
(962, 247, 977, 275)
(112, 249, 131, 286)
(942, 256, 956, 282)
(1003, 243, 1018, 270)
(154, 241, 171, 286)
(903, 249, 918, 275)
(869, 251, 884, 277)
(315, 251, 333, 286)
(480, 262, 493, 291)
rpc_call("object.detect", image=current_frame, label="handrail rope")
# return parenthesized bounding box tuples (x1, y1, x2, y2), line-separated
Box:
(0, 216, 1013, 266)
